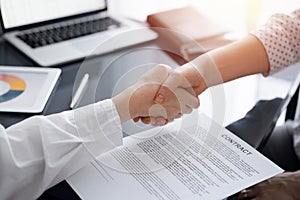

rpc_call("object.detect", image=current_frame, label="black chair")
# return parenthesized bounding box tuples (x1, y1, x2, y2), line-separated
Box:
(286, 84, 300, 121)
(226, 81, 300, 151)
(226, 82, 300, 200)
(226, 97, 284, 151)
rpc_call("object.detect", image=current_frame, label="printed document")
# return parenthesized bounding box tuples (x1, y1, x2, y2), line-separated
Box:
(67, 114, 283, 200)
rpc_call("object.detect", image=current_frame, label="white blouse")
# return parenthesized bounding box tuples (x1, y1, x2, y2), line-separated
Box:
(0, 99, 122, 200)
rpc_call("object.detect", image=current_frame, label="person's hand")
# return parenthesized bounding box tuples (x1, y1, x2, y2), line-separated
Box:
(112, 64, 199, 124)
(144, 53, 225, 126)
(154, 63, 207, 105)
(135, 62, 206, 126)
(238, 171, 300, 200)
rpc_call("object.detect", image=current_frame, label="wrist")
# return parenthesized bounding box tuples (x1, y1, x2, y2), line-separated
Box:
(189, 53, 224, 89)
(112, 86, 135, 123)
(177, 55, 212, 95)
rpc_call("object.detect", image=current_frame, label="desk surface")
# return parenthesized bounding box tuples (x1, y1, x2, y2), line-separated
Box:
(0, 36, 297, 200)
(0, 38, 183, 127)
(0, 37, 184, 199)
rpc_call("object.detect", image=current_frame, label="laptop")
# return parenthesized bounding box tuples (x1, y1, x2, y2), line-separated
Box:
(0, 0, 158, 66)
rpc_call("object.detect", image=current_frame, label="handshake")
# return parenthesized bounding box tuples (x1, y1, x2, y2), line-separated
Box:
(112, 63, 208, 125)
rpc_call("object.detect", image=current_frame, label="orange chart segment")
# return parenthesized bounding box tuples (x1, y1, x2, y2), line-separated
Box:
(0, 74, 26, 90)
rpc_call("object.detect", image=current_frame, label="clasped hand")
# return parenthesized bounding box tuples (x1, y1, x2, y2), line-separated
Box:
(116, 64, 204, 125)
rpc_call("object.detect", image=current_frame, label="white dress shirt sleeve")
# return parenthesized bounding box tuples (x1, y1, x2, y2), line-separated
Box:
(251, 9, 300, 74)
(0, 99, 122, 200)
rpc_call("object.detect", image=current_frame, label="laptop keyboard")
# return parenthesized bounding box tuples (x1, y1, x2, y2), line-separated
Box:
(16, 17, 121, 49)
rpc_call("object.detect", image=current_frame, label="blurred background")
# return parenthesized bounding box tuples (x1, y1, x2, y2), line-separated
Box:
(109, 0, 300, 37)
(108, 0, 300, 125)
(0, 0, 298, 125)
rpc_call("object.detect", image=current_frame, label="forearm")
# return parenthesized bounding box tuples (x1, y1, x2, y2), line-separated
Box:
(0, 100, 122, 200)
(194, 9, 300, 87)
(208, 34, 270, 82)
(188, 34, 270, 91)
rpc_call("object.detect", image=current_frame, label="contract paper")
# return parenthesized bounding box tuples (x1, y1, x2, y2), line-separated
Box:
(67, 114, 283, 200)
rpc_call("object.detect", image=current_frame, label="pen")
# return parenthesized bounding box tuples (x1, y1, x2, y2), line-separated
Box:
(70, 73, 89, 109)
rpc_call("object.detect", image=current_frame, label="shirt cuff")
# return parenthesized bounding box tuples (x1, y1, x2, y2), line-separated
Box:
(73, 99, 123, 159)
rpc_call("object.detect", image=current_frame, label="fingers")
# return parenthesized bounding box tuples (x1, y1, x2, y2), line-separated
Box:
(140, 117, 151, 124)
(153, 70, 199, 122)
(150, 117, 168, 126)
(134, 117, 151, 124)
(238, 188, 259, 200)
(146, 104, 191, 126)
(155, 70, 195, 104)
(134, 116, 168, 126)
(158, 87, 198, 118)
(175, 87, 200, 109)
(129, 64, 173, 121)
(132, 64, 200, 125)
(134, 82, 200, 126)
(175, 113, 182, 118)
(139, 117, 168, 126)
(182, 105, 193, 114)
(133, 117, 140, 122)
(139, 64, 172, 84)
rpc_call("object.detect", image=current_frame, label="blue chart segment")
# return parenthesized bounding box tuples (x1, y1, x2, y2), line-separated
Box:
(0, 74, 26, 103)
(0, 90, 24, 103)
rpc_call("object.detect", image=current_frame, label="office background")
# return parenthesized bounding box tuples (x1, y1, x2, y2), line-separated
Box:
(0, 1, 300, 199)
(109, 0, 300, 125)
(0, 0, 298, 126)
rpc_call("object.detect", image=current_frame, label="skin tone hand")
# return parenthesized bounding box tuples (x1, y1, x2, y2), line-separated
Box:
(155, 35, 270, 105)
(133, 62, 205, 125)
(139, 35, 270, 126)
(112, 64, 199, 124)
(238, 171, 300, 200)
(133, 63, 203, 125)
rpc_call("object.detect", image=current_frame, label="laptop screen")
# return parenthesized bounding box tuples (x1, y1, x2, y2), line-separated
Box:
(1, 0, 106, 29)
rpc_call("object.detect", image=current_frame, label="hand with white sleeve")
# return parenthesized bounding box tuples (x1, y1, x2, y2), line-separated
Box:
(112, 64, 200, 125)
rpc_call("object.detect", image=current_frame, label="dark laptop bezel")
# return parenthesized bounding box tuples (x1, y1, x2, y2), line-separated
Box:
(0, 0, 108, 33)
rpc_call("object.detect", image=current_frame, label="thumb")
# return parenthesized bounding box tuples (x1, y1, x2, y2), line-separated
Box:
(154, 71, 192, 104)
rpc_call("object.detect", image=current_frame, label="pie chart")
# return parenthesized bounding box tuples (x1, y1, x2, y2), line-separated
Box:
(0, 74, 26, 103)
